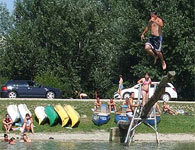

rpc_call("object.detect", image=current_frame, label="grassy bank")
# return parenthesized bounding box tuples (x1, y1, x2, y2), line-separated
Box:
(0, 100, 195, 133)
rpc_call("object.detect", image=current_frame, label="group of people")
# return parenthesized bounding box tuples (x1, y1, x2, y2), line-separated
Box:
(117, 73, 177, 114)
(94, 97, 117, 112)
(117, 73, 152, 107)
(2, 113, 34, 144)
(2, 133, 31, 145)
(93, 71, 177, 120)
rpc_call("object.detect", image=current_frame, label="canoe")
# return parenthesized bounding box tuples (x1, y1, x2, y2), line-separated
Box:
(64, 105, 80, 127)
(115, 113, 129, 124)
(115, 105, 129, 124)
(45, 106, 59, 126)
(7, 105, 20, 123)
(18, 104, 32, 124)
(92, 104, 110, 126)
(92, 113, 110, 126)
(35, 106, 48, 125)
(144, 116, 161, 126)
(54, 105, 69, 127)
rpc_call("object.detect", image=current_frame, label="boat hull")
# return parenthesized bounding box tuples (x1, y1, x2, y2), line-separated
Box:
(45, 106, 59, 126)
(64, 105, 80, 127)
(144, 116, 161, 126)
(115, 114, 129, 124)
(18, 104, 32, 124)
(7, 105, 20, 123)
(35, 106, 47, 125)
(92, 113, 110, 126)
(54, 105, 69, 127)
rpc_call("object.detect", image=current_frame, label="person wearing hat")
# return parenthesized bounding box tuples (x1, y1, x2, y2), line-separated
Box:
(141, 11, 166, 70)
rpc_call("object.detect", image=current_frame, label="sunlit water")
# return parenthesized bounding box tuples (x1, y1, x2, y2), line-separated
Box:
(1, 140, 195, 150)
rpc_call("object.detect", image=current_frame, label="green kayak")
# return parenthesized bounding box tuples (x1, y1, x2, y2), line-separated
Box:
(45, 106, 59, 126)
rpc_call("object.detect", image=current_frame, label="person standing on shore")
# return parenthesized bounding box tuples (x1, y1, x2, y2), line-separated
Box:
(138, 73, 152, 106)
(118, 75, 124, 100)
(141, 11, 166, 70)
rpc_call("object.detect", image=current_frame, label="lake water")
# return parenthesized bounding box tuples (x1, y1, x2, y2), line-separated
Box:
(1, 140, 195, 150)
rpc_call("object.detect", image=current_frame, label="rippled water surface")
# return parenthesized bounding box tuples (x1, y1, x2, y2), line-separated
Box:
(1, 140, 195, 150)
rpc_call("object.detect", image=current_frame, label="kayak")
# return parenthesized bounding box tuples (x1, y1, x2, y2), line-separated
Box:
(144, 116, 161, 126)
(7, 105, 20, 123)
(64, 105, 80, 127)
(54, 105, 69, 127)
(92, 104, 110, 126)
(92, 112, 110, 126)
(18, 104, 32, 124)
(44, 106, 59, 126)
(35, 106, 48, 125)
(114, 113, 129, 124)
(115, 105, 129, 124)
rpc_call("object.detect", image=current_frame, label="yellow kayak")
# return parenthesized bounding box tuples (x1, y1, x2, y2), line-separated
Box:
(54, 105, 69, 127)
(64, 105, 80, 127)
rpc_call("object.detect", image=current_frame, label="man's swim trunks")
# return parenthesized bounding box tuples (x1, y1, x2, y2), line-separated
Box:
(146, 35, 162, 51)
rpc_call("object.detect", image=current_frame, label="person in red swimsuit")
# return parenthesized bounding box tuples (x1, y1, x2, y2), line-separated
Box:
(137, 73, 152, 106)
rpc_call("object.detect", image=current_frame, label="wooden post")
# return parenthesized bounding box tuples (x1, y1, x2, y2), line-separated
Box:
(141, 71, 176, 119)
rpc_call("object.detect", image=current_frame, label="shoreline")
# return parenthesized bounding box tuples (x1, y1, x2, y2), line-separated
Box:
(3, 132, 195, 142)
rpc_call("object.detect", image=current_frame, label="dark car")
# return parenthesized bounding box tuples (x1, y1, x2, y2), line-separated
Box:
(1, 80, 61, 99)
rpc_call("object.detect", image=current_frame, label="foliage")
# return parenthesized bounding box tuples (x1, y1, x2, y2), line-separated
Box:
(0, 0, 194, 99)
(34, 71, 72, 98)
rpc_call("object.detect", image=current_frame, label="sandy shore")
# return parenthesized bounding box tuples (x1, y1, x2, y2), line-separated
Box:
(3, 132, 195, 142)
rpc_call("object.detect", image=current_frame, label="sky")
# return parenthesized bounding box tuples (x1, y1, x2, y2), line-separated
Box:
(0, 0, 15, 13)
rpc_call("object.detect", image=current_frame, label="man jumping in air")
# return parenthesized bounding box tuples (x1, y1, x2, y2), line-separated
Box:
(141, 12, 166, 70)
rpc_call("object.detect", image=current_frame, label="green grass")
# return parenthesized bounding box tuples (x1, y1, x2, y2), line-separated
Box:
(0, 100, 195, 133)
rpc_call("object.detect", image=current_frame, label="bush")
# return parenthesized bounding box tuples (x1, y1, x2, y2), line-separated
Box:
(34, 71, 72, 98)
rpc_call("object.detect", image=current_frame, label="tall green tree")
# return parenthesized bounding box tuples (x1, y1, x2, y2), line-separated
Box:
(0, 0, 194, 99)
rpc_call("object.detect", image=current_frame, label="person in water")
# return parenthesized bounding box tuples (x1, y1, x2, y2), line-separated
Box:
(138, 73, 152, 106)
(94, 97, 102, 111)
(122, 92, 139, 121)
(118, 75, 124, 100)
(9, 137, 16, 145)
(141, 11, 166, 70)
(20, 134, 31, 143)
(107, 98, 117, 112)
(2, 134, 9, 142)
(21, 113, 34, 134)
(2, 114, 13, 133)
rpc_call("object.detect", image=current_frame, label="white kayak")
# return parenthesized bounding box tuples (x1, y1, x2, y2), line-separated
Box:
(18, 104, 32, 123)
(7, 105, 20, 123)
(35, 106, 47, 125)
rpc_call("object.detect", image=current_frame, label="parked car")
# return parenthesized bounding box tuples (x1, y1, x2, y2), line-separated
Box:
(114, 82, 177, 101)
(1, 80, 61, 99)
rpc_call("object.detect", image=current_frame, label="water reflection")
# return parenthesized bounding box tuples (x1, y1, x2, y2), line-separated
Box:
(0, 140, 195, 150)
